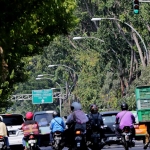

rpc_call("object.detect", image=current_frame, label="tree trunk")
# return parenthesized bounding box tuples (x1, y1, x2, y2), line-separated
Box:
(0, 47, 8, 82)
(129, 49, 134, 85)
(120, 77, 126, 97)
(132, 32, 146, 67)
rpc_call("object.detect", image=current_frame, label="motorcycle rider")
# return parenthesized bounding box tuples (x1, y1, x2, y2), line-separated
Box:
(116, 102, 135, 146)
(87, 104, 104, 144)
(0, 116, 10, 149)
(21, 112, 40, 150)
(65, 101, 89, 149)
(49, 111, 65, 145)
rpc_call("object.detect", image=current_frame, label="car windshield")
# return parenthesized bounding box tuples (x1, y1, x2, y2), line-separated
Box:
(3, 115, 24, 126)
(102, 115, 116, 124)
(34, 113, 53, 127)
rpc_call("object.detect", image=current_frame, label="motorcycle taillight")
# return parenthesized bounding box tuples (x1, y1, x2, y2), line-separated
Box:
(0, 136, 3, 139)
(76, 130, 81, 135)
(29, 135, 34, 139)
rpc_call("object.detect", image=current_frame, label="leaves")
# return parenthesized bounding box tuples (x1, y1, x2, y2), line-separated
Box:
(0, 0, 78, 108)
(4, 0, 150, 113)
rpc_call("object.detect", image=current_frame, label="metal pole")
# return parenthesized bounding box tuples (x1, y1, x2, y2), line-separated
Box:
(59, 96, 61, 117)
(48, 64, 78, 94)
(36, 77, 63, 116)
(91, 18, 149, 61)
(56, 82, 62, 117)
(108, 18, 149, 61)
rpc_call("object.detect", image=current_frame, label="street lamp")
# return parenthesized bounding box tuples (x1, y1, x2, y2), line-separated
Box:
(48, 64, 77, 75)
(38, 74, 54, 77)
(51, 88, 57, 90)
(91, 17, 149, 61)
(73, 36, 120, 64)
(73, 36, 104, 43)
(36, 77, 63, 116)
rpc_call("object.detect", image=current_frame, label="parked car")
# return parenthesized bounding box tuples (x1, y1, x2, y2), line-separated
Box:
(0, 114, 25, 146)
(33, 110, 54, 146)
(131, 111, 147, 143)
(100, 111, 120, 144)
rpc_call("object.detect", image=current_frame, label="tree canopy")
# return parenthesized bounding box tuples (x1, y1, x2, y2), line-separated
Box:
(3, 0, 150, 114)
(0, 0, 78, 108)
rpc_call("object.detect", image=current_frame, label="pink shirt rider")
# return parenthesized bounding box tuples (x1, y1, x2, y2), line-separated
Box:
(116, 110, 135, 129)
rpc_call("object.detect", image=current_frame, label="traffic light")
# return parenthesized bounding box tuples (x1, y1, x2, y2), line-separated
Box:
(133, 0, 139, 14)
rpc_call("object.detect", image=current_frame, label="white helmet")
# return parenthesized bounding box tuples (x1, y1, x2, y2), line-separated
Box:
(71, 102, 82, 111)
(0, 116, 3, 122)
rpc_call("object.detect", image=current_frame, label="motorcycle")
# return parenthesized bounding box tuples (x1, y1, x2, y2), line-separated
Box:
(0, 136, 6, 150)
(74, 129, 87, 150)
(26, 133, 38, 150)
(52, 131, 64, 150)
(121, 126, 132, 150)
(90, 130, 101, 150)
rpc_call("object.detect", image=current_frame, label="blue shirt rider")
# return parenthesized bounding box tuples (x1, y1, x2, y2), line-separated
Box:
(49, 111, 65, 145)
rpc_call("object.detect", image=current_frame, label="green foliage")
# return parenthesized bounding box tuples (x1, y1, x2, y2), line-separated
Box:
(7, 0, 150, 114)
(0, 0, 78, 108)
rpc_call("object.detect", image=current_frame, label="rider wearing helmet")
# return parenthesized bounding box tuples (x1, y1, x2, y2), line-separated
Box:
(49, 111, 65, 145)
(0, 116, 10, 149)
(116, 102, 135, 146)
(66, 102, 88, 128)
(21, 112, 40, 150)
(87, 104, 104, 142)
(66, 102, 88, 149)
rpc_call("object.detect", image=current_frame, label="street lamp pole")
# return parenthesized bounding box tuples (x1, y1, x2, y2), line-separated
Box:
(36, 77, 63, 116)
(48, 64, 78, 94)
(48, 64, 77, 75)
(73, 36, 121, 63)
(48, 64, 78, 106)
(91, 18, 149, 61)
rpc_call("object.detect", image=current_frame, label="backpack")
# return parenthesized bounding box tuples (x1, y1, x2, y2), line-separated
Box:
(22, 123, 39, 137)
(73, 110, 88, 124)
(89, 113, 102, 130)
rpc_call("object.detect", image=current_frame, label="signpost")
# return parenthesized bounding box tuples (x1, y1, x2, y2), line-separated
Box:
(32, 89, 53, 104)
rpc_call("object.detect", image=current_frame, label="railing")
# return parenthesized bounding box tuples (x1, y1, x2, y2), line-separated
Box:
(9, 93, 72, 101)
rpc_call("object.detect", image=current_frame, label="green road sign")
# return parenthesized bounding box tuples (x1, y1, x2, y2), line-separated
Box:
(32, 89, 53, 104)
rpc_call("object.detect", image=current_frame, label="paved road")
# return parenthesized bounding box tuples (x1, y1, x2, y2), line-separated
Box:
(40, 141, 144, 150)
(10, 141, 144, 150)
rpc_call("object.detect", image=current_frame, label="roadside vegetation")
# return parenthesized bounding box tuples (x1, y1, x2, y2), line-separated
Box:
(1, 0, 150, 115)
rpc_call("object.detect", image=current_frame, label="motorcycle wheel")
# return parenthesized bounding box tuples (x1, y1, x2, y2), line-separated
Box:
(92, 144, 101, 150)
(29, 146, 37, 150)
(30, 147, 33, 150)
(124, 141, 129, 150)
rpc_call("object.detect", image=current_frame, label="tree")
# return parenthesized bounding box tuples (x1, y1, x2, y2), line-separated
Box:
(10, 0, 150, 113)
(0, 0, 78, 108)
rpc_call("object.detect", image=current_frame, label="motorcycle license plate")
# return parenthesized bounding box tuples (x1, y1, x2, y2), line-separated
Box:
(28, 140, 36, 144)
(77, 142, 81, 147)
(108, 137, 117, 140)
(0, 142, 4, 148)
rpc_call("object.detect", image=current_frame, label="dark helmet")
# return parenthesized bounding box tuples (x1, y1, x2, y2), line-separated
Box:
(90, 104, 98, 114)
(121, 102, 128, 110)
(71, 102, 82, 112)
(53, 111, 60, 118)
